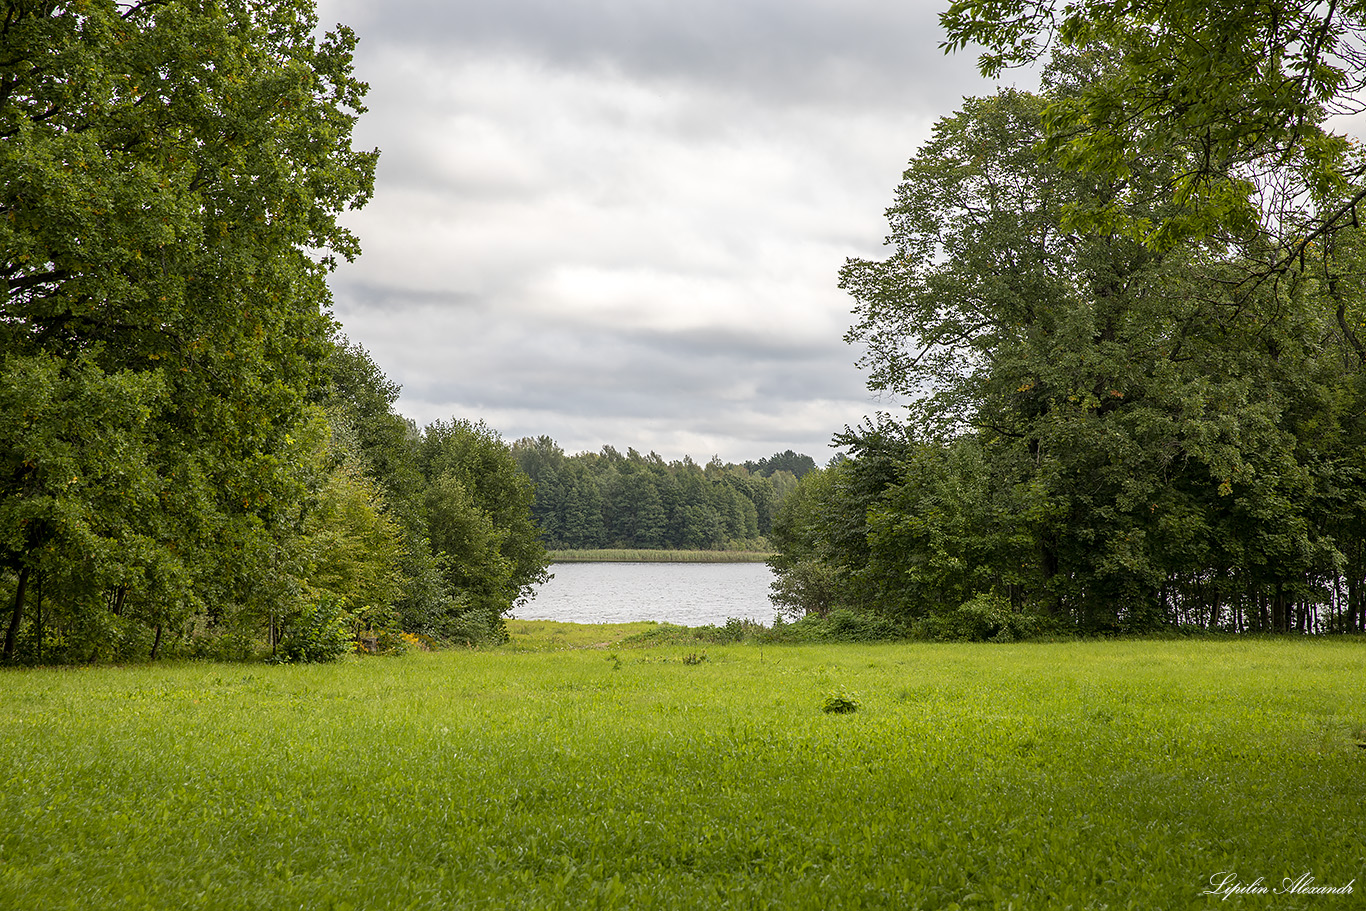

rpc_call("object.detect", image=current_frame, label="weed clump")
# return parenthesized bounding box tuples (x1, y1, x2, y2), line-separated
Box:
(822, 691, 860, 714)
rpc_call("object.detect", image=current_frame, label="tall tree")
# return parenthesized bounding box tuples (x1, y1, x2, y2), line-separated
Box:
(940, 0, 1366, 256)
(1, 0, 377, 660)
(418, 420, 549, 639)
(819, 72, 1366, 632)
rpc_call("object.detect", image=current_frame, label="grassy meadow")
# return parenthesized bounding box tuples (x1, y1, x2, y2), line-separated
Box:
(2, 635, 1363, 910)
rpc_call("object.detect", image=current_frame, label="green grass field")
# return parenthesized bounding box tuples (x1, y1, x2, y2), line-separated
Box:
(2, 636, 1363, 909)
(547, 548, 772, 563)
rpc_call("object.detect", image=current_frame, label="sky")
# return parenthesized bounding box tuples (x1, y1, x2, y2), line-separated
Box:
(313, 0, 1019, 465)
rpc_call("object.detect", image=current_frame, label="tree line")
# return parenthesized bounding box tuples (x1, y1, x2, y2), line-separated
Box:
(512, 439, 815, 550)
(769, 18, 1366, 637)
(0, 2, 547, 663)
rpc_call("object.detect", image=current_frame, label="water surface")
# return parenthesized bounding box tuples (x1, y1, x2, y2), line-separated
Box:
(516, 562, 777, 626)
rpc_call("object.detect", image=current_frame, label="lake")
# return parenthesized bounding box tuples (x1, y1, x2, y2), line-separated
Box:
(515, 562, 779, 626)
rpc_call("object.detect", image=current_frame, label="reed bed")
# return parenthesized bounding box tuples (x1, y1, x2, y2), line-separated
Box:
(547, 548, 773, 563)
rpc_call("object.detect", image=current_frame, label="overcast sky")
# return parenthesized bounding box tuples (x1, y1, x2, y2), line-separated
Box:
(313, 0, 1021, 464)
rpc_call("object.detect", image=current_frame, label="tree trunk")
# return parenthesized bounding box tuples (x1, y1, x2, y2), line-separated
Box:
(150, 625, 163, 661)
(111, 585, 128, 617)
(3, 566, 31, 662)
(1353, 573, 1365, 632)
(34, 571, 42, 664)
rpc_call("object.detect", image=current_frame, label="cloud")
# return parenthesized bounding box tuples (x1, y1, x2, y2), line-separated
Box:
(315, 0, 1005, 462)
(319, 0, 991, 110)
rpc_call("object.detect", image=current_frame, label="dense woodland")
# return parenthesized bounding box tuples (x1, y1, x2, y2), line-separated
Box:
(770, 8, 1366, 637)
(0, 2, 549, 663)
(513, 440, 814, 550)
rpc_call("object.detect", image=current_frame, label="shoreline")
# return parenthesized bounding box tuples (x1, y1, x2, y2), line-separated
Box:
(547, 548, 773, 563)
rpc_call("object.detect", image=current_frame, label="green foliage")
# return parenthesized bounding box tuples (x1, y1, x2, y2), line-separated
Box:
(512, 439, 809, 551)
(313, 344, 555, 650)
(617, 611, 903, 647)
(547, 548, 771, 563)
(298, 459, 405, 639)
(503, 618, 664, 651)
(0, 5, 564, 663)
(743, 450, 818, 480)
(767, 559, 845, 619)
(775, 77, 1366, 637)
(821, 690, 860, 714)
(799, 609, 904, 643)
(914, 592, 1053, 643)
(940, 0, 1366, 251)
(419, 421, 550, 642)
(274, 597, 352, 664)
(0, 0, 378, 662)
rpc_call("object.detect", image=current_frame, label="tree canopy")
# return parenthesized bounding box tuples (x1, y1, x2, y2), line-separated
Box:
(1, 0, 380, 661)
(770, 63, 1366, 637)
(1, 3, 548, 662)
(512, 440, 812, 551)
(941, 0, 1366, 256)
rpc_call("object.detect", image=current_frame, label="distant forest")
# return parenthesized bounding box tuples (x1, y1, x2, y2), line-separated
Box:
(512, 439, 816, 550)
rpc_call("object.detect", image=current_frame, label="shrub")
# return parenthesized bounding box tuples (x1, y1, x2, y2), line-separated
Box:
(191, 631, 259, 663)
(754, 609, 904, 644)
(914, 592, 1050, 642)
(441, 610, 509, 647)
(276, 599, 352, 663)
(821, 609, 903, 642)
(618, 623, 700, 647)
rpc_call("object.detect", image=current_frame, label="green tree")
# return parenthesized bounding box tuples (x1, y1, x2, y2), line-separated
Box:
(606, 471, 668, 547)
(767, 466, 851, 618)
(940, 0, 1366, 253)
(512, 436, 568, 547)
(319, 338, 452, 638)
(418, 420, 549, 640)
(1, 0, 377, 661)
(286, 424, 406, 657)
(744, 450, 818, 480)
(814, 75, 1366, 633)
(560, 465, 607, 548)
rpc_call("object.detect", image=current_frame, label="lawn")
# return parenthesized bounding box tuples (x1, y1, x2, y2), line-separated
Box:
(1, 637, 1362, 909)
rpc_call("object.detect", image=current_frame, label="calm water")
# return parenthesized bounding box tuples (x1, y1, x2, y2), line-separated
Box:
(516, 562, 778, 626)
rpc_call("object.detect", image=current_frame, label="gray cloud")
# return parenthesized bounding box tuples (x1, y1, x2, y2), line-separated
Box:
(321, 0, 991, 111)
(314, 0, 1006, 463)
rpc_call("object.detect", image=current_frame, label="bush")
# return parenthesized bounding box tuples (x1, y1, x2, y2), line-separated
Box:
(618, 623, 700, 647)
(276, 599, 352, 663)
(191, 631, 259, 663)
(754, 609, 904, 644)
(821, 609, 903, 642)
(621, 618, 769, 647)
(441, 609, 509, 647)
(703, 617, 766, 643)
(914, 592, 1050, 642)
